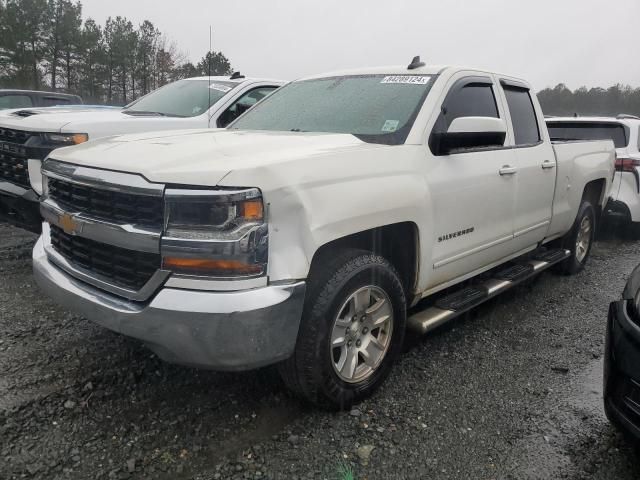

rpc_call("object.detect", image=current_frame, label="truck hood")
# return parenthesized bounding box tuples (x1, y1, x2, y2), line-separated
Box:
(49, 129, 387, 186)
(0, 107, 126, 132)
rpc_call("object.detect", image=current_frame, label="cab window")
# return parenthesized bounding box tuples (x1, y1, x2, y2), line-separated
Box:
(440, 84, 499, 128)
(218, 86, 278, 128)
(41, 97, 71, 107)
(429, 78, 499, 155)
(0, 94, 33, 109)
(503, 86, 541, 146)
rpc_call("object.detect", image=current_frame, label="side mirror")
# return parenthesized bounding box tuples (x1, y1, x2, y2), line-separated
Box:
(432, 117, 507, 155)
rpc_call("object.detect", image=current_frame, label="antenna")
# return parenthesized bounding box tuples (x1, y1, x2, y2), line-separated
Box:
(207, 26, 212, 128)
(408, 55, 426, 70)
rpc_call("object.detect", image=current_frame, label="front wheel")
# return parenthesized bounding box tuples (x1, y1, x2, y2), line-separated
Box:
(279, 249, 406, 409)
(554, 200, 596, 275)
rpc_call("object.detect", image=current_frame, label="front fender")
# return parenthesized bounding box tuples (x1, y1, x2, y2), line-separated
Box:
(219, 147, 431, 283)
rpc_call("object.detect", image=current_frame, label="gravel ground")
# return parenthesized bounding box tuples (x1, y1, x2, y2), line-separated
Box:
(1, 222, 639, 480)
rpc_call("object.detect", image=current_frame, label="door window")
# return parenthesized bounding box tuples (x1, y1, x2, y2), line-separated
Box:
(0, 94, 33, 109)
(439, 84, 499, 128)
(429, 79, 499, 155)
(217, 86, 278, 128)
(503, 86, 541, 146)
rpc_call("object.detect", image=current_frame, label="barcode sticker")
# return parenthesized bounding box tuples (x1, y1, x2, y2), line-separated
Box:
(381, 75, 431, 85)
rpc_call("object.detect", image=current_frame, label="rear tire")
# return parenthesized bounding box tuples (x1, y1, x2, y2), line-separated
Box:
(279, 248, 406, 409)
(554, 200, 596, 275)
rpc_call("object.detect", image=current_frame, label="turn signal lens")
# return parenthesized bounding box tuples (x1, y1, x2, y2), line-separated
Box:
(240, 200, 263, 221)
(162, 257, 264, 276)
(43, 132, 89, 145)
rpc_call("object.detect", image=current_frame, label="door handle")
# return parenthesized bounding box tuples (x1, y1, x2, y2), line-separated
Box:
(499, 165, 517, 176)
(542, 160, 556, 170)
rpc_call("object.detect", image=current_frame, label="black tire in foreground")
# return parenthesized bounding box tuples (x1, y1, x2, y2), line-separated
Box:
(279, 248, 406, 409)
(554, 200, 596, 275)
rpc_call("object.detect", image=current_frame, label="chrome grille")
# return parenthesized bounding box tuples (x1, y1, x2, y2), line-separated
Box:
(0, 128, 50, 189)
(50, 224, 160, 291)
(48, 177, 164, 228)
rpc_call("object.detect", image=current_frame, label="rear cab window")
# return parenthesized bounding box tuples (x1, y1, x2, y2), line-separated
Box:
(41, 97, 71, 107)
(547, 121, 629, 148)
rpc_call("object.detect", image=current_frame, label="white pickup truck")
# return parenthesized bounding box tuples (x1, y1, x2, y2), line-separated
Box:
(33, 60, 615, 408)
(0, 74, 283, 231)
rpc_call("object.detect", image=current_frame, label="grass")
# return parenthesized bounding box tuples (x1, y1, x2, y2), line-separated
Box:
(337, 460, 355, 480)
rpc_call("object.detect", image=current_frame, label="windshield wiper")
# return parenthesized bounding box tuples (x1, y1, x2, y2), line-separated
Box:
(290, 128, 308, 132)
(123, 110, 186, 118)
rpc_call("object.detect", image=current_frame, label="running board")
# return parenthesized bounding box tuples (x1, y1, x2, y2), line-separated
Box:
(407, 249, 570, 335)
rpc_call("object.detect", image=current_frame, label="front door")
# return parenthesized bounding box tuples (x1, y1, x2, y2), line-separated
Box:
(426, 75, 517, 288)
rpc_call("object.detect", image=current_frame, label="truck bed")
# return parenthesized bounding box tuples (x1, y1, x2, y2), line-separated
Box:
(547, 139, 616, 238)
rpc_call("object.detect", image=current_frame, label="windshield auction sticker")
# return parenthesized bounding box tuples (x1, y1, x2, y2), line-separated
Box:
(381, 75, 431, 85)
(381, 120, 400, 132)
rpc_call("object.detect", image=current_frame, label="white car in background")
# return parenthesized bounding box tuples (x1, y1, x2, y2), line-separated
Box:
(547, 115, 640, 230)
(0, 74, 284, 232)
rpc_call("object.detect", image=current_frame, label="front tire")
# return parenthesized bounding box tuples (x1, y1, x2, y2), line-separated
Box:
(554, 200, 596, 275)
(279, 249, 406, 409)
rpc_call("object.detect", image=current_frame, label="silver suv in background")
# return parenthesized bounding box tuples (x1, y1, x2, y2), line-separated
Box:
(547, 115, 640, 231)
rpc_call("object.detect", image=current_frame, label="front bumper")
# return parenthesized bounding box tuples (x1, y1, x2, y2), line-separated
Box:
(604, 300, 640, 442)
(33, 236, 306, 370)
(0, 181, 41, 233)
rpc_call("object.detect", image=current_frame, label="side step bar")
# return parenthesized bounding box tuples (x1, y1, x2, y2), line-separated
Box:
(407, 248, 570, 334)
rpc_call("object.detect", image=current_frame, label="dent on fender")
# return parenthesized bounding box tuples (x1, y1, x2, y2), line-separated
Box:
(267, 179, 423, 282)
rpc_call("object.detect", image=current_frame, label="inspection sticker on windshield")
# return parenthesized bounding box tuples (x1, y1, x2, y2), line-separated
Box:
(209, 83, 232, 93)
(381, 75, 431, 85)
(381, 120, 400, 132)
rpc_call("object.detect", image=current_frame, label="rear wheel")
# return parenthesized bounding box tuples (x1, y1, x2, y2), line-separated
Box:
(554, 200, 596, 275)
(279, 249, 406, 409)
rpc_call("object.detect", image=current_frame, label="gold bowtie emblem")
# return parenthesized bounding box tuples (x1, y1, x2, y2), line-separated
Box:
(59, 213, 79, 235)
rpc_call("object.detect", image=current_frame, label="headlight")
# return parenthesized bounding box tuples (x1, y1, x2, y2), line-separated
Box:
(161, 188, 267, 278)
(42, 133, 89, 146)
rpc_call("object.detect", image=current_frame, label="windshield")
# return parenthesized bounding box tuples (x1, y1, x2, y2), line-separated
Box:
(230, 74, 435, 145)
(124, 79, 237, 117)
(547, 121, 629, 148)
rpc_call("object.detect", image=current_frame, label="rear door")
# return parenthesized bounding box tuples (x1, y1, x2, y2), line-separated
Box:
(499, 80, 556, 250)
(426, 74, 518, 287)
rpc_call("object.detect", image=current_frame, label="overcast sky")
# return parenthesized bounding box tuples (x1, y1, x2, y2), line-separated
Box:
(80, 0, 639, 91)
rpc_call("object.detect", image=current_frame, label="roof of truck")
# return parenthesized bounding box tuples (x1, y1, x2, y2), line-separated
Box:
(0, 89, 81, 99)
(299, 64, 529, 85)
(182, 76, 286, 84)
(547, 116, 640, 124)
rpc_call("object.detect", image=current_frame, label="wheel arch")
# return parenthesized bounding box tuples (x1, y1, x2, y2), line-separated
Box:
(308, 222, 421, 303)
(582, 178, 607, 224)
